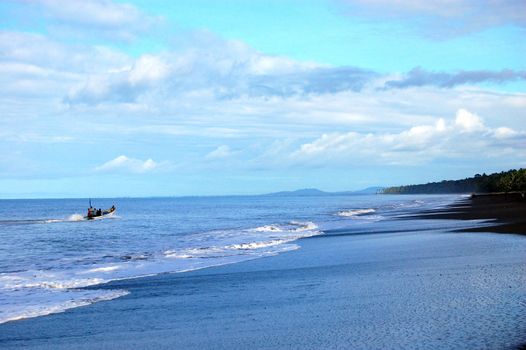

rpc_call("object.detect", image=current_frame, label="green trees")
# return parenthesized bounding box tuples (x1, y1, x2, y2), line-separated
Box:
(383, 168, 526, 194)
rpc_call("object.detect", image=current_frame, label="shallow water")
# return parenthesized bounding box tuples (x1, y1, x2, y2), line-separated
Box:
(0, 194, 473, 323)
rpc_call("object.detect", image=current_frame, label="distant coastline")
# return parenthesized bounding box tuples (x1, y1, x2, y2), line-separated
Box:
(385, 168, 526, 235)
(407, 192, 526, 235)
(383, 168, 525, 195)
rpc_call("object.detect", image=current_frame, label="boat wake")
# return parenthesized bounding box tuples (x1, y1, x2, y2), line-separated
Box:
(44, 214, 85, 223)
(0, 213, 118, 226)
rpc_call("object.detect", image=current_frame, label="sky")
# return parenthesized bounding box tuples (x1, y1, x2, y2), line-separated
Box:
(0, 0, 525, 198)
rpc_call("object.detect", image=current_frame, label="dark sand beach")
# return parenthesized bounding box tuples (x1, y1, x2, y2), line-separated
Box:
(407, 193, 526, 235)
(1, 203, 525, 350)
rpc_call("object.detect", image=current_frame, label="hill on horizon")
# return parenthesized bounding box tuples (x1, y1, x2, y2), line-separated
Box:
(265, 187, 383, 196)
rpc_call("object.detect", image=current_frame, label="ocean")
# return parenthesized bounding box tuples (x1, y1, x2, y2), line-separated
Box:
(0, 194, 472, 324)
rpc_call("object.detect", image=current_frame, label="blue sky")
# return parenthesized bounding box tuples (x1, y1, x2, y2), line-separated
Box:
(0, 0, 525, 198)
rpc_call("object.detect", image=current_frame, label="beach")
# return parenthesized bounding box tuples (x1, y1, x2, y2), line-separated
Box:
(3, 0, 525, 348)
(1, 195, 525, 349)
(408, 193, 526, 235)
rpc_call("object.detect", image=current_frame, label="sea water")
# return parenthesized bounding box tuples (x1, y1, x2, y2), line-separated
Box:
(0, 194, 469, 323)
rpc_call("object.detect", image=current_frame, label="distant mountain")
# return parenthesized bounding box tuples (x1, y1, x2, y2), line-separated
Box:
(266, 188, 329, 196)
(265, 187, 383, 196)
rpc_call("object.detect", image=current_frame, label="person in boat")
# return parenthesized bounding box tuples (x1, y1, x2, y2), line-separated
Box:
(87, 204, 116, 218)
(87, 206, 95, 218)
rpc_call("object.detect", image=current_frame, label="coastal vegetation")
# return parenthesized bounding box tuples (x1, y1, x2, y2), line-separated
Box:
(383, 168, 526, 194)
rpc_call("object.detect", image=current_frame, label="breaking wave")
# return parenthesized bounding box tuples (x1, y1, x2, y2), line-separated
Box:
(252, 221, 318, 233)
(0, 219, 322, 324)
(165, 221, 320, 259)
(337, 208, 376, 217)
(1, 289, 129, 324)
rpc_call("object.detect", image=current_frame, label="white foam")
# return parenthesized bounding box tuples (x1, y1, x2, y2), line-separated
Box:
(252, 225, 283, 232)
(228, 239, 286, 250)
(337, 209, 376, 217)
(0, 289, 129, 324)
(164, 252, 193, 259)
(44, 219, 63, 223)
(290, 221, 319, 231)
(4, 277, 107, 290)
(0, 218, 322, 324)
(42, 214, 86, 224)
(67, 214, 85, 221)
(84, 266, 121, 273)
(251, 221, 318, 233)
(88, 212, 117, 221)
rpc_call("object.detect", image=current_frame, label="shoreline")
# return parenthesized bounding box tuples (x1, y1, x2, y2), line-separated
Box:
(1, 195, 525, 349)
(406, 192, 526, 235)
(1, 203, 525, 349)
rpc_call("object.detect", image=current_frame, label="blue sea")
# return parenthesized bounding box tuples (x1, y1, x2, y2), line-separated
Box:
(0, 194, 463, 324)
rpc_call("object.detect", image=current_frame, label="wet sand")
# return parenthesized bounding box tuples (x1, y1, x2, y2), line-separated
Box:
(407, 192, 526, 235)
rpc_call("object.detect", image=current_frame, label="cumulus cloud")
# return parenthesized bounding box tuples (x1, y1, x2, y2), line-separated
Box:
(206, 145, 233, 160)
(384, 68, 526, 89)
(337, 0, 526, 38)
(65, 59, 376, 104)
(1, 11, 524, 179)
(95, 155, 159, 173)
(63, 37, 525, 106)
(3, 30, 524, 146)
(493, 127, 519, 139)
(454, 109, 485, 133)
(63, 32, 377, 105)
(1, 1, 524, 186)
(2, 28, 522, 110)
(24, 0, 160, 41)
(0, 30, 133, 102)
(65, 54, 170, 104)
(0, 31, 131, 71)
(291, 108, 525, 165)
(36, 0, 144, 26)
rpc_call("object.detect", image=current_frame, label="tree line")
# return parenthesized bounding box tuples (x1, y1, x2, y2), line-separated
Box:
(382, 168, 526, 194)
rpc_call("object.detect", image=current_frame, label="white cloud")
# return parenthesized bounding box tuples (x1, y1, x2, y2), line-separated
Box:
(494, 127, 518, 139)
(28, 0, 160, 41)
(128, 55, 170, 85)
(206, 145, 233, 160)
(1, 20, 525, 181)
(95, 155, 159, 173)
(0, 30, 132, 101)
(64, 32, 375, 105)
(65, 53, 171, 104)
(37, 0, 143, 26)
(454, 109, 485, 132)
(291, 109, 523, 165)
(338, 0, 526, 38)
(2, 28, 525, 138)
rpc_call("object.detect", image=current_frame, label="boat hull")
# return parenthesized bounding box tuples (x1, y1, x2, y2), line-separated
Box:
(85, 207, 116, 220)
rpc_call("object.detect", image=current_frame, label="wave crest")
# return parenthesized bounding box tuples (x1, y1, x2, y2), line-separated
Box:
(337, 208, 376, 217)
